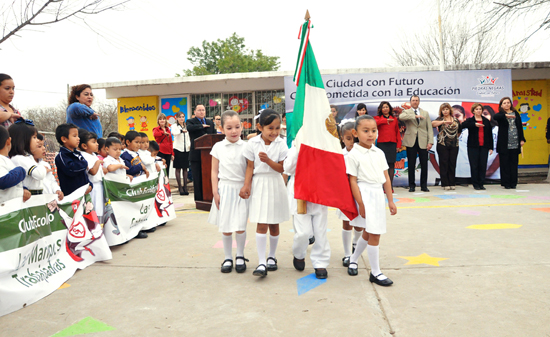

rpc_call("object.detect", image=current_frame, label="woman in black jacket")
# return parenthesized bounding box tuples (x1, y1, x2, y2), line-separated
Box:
(494, 97, 526, 189)
(462, 103, 494, 190)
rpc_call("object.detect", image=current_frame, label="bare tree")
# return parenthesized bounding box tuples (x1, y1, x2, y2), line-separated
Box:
(391, 13, 530, 67)
(1, 0, 130, 46)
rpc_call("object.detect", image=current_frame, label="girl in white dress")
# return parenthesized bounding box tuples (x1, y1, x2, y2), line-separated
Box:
(241, 109, 290, 277)
(207, 110, 250, 273)
(78, 129, 105, 218)
(346, 115, 397, 286)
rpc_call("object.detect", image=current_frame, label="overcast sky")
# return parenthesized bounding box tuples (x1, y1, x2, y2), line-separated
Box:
(3, 0, 549, 111)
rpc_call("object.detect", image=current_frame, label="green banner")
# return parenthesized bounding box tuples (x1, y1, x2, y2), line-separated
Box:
(103, 178, 158, 203)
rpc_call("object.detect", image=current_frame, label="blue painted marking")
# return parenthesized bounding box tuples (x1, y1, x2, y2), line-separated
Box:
(289, 229, 295, 232)
(297, 273, 327, 295)
(326, 228, 331, 232)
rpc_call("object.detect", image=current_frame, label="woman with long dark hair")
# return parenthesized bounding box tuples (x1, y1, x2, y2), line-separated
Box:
(66, 84, 102, 137)
(494, 97, 525, 189)
(374, 101, 401, 189)
(0, 73, 21, 128)
(432, 103, 461, 190)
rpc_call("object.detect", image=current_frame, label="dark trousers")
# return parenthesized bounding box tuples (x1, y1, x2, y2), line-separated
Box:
(499, 149, 520, 188)
(467, 147, 489, 188)
(190, 160, 203, 201)
(158, 152, 172, 178)
(406, 138, 429, 188)
(437, 144, 458, 187)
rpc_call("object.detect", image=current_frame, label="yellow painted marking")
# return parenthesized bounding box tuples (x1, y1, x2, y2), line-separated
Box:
(58, 283, 71, 289)
(467, 224, 522, 230)
(398, 253, 449, 266)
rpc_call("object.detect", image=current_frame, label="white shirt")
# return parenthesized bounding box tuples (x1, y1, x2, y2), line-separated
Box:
(138, 149, 157, 173)
(243, 135, 288, 174)
(211, 139, 247, 182)
(346, 143, 389, 184)
(103, 155, 126, 176)
(39, 160, 61, 193)
(0, 155, 24, 202)
(11, 154, 47, 191)
(170, 123, 191, 152)
(81, 152, 103, 183)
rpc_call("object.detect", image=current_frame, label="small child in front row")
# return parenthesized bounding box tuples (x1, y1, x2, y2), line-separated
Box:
(138, 132, 160, 173)
(346, 115, 397, 286)
(35, 133, 63, 200)
(97, 138, 107, 161)
(55, 123, 92, 196)
(78, 129, 105, 219)
(146, 141, 162, 173)
(338, 122, 364, 267)
(241, 109, 290, 277)
(207, 110, 250, 274)
(9, 120, 47, 196)
(0, 125, 29, 203)
(103, 137, 130, 179)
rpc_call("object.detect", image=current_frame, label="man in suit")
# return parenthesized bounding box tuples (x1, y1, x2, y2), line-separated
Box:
(398, 95, 434, 192)
(187, 104, 216, 201)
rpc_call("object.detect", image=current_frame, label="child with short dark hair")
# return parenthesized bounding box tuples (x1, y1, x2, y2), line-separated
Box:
(108, 132, 125, 150)
(35, 133, 63, 200)
(138, 132, 159, 173)
(0, 125, 29, 203)
(79, 129, 105, 218)
(121, 131, 149, 178)
(54, 123, 92, 196)
(103, 137, 129, 178)
(97, 138, 107, 160)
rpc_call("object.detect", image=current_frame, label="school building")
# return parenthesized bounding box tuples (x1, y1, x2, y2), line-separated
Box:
(91, 62, 550, 167)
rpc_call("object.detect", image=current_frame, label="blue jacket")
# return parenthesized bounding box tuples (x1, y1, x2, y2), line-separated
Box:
(55, 147, 91, 195)
(0, 166, 25, 189)
(121, 151, 144, 177)
(66, 103, 103, 137)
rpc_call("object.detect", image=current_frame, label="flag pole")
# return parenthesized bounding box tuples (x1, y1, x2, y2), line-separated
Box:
(297, 9, 310, 215)
(437, 0, 445, 71)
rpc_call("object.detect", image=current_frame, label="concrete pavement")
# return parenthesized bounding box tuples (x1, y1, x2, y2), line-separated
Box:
(1, 182, 549, 336)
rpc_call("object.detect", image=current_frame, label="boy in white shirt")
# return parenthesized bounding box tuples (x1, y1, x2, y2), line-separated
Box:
(0, 126, 30, 203)
(102, 137, 130, 180)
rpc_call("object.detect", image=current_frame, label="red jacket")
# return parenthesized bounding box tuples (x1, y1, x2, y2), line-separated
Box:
(153, 126, 174, 155)
(374, 115, 402, 148)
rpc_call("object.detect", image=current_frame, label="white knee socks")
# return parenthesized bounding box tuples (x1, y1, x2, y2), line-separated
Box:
(268, 234, 279, 259)
(222, 234, 233, 265)
(349, 236, 368, 268)
(342, 229, 352, 257)
(235, 232, 246, 265)
(256, 233, 267, 269)
(353, 229, 362, 245)
(368, 245, 387, 280)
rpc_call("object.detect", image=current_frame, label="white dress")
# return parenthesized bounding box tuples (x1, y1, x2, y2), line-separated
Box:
(243, 135, 290, 224)
(11, 154, 47, 192)
(39, 160, 61, 194)
(82, 152, 105, 217)
(346, 144, 388, 234)
(207, 139, 250, 232)
(336, 147, 351, 221)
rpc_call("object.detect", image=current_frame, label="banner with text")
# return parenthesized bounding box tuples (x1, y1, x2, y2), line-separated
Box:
(117, 96, 159, 141)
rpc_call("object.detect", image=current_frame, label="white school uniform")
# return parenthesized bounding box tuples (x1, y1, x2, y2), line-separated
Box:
(39, 160, 61, 194)
(346, 143, 389, 234)
(138, 149, 156, 173)
(243, 135, 290, 224)
(336, 147, 351, 221)
(284, 146, 330, 268)
(82, 152, 105, 217)
(11, 154, 47, 192)
(0, 155, 24, 203)
(103, 155, 126, 177)
(207, 139, 250, 232)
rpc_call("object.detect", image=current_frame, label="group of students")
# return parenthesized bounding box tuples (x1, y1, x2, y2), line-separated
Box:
(0, 121, 166, 240)
(208, 108, 396, 286)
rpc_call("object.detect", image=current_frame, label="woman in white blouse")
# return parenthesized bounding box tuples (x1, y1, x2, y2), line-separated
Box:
(170, 112, 191, 195)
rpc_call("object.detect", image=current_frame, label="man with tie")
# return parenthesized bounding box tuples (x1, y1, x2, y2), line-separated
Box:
(187, 104, 216, 201)
(398, 95, 434, 192)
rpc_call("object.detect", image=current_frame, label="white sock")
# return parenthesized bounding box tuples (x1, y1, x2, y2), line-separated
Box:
(222, 234, 233, 262)
(235, 232, 246, 265)
(368, 245, 387, 280)
(342, 229, 352, 257)
(353, 229, 362, 245)
(349, 236, 369, 269)
(268, 234, 279, 263)
(256, 233, 267, 269)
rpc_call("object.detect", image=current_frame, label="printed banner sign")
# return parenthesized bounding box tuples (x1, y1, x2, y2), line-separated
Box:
(117, 96, 159, 141)
(0, 186, 112, 317)
(160, 96, 189, 126)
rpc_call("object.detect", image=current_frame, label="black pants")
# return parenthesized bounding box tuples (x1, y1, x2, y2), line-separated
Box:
(499, 149, 520, 188)
(437, 144, 458, 187)
(158, 152, 172, 178)
(467, 147, 489, 188)
(406, 138, 429, 188)
(190, 160, 203, 201)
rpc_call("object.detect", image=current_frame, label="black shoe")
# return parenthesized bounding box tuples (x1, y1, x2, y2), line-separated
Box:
(505, 186, 512, 189)
(409, 187, 415, 192)
(315, 268, 328, 279)
(266, 257, 278, 271)
(348, 262, 358, 276)
(253, 264, 267, 277)
(474, 186, 481, 190)
(421, 187, 430, 192)
(235, 256, 249, 273)
(511, 185, 517, 189)
(221, 259, 233, 273)
(352, 243, 356, 254)
(158, 223, 166, 227)
(143, 227, 156, 233)
(135, 231, 148, 239)
(309, 236, 315, 245)
(480, 186, 486, 190)
(369, 272, 393, 286)
(293, 257, 305, 271)
(342, 256, 350, 267)
(183, 191, 189, 195)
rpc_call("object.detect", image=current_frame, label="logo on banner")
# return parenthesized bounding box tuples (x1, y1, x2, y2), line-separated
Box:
(472, 75, 505, 97)
(69, 222, 86, 238)
(157, 189, 166, 202)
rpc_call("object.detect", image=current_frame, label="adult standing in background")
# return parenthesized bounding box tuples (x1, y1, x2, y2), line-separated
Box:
(66, 84, 102, 137)
(461, 104, 493, 190)
(171, 112, 191, 195)
(398, 95, 433, 192)
(374, 101, 401, 190)
(494, 97, 525, 189)
(187, 104, 216, 201)
(432, 103, 461, 190)
(213, 114, 223, 134)
(153, 113, 174, 177)
(0, 74, 21, 128)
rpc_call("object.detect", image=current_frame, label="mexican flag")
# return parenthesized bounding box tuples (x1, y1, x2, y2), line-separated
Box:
(288, 17, 358, 220)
